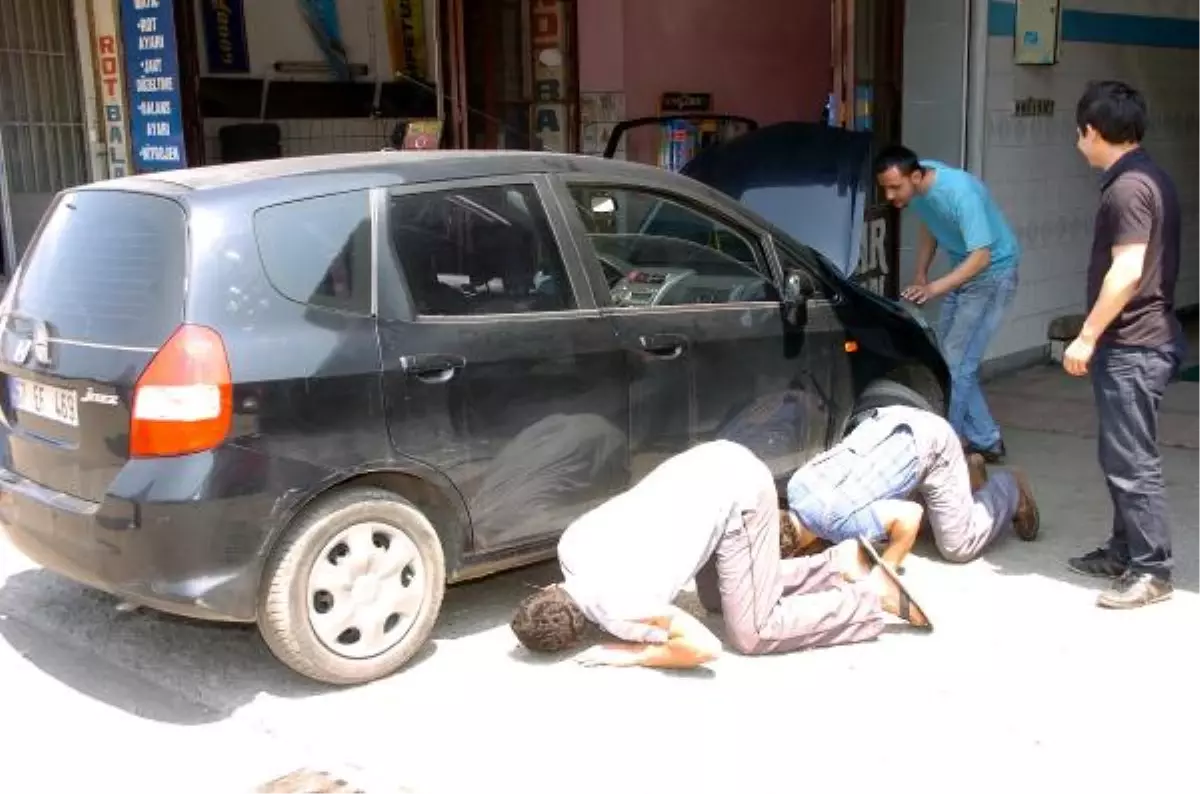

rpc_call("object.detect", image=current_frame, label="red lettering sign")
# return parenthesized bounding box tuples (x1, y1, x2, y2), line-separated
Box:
(533, 12, 559, 42)
(98, 34, 116, 55)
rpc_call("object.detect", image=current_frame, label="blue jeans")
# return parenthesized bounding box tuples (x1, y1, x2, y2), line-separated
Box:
(1092, 344, 1179, 579)
(936, 268, 1018, 449)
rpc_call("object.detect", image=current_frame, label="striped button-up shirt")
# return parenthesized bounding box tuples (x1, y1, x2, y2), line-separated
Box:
(786, 409, 923, 543)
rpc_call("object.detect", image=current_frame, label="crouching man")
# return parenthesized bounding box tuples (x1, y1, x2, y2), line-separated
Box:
(786, 405, 1040, 571)
(509, 440, 930, 669)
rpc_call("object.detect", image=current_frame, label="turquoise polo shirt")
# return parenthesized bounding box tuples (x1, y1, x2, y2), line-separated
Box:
(910, 160, 1020, 274)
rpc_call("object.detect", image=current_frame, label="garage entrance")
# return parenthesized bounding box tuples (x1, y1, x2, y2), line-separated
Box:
(0, 0, 89, 276)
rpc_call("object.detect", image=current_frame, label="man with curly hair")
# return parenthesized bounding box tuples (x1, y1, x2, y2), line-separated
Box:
(510, 440, 931, 668)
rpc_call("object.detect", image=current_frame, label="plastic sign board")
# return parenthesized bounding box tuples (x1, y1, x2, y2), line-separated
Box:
(121, 0, 188, 172)
(1014, 0, 1061, 65)
(199, 0, 250, 74)
(91, 0, 133, 179)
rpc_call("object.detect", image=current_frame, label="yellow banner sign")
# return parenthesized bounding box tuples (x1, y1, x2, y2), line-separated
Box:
(383, 0, 428, 81)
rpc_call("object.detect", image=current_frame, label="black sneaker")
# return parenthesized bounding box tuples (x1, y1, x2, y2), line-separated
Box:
(1096, 571, 1173, 609)
(1067, 548, 1127, 579)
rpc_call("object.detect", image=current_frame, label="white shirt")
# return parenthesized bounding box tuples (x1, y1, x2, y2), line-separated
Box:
(558, 440, 769, 643)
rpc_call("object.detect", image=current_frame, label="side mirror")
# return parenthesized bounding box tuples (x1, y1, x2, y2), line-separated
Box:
(782, 270, 814, 326)
(783, 271, 808, 303)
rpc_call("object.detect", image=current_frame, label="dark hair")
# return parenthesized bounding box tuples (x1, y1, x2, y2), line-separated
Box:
(510, 585, 590, 653)
(779, 510, 803, 558)
(873, 144, 924, 177)
(1076, 81, 1147, 144)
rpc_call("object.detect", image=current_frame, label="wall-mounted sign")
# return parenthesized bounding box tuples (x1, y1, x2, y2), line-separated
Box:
(1013, 0, 1061, 65)
(531, 0, 571, 153)
(659, 92, 712, 113)
(91, 0, 132, 179)
(121, 0, 188, 172)
(1014, 97, 1056, 117)
(402, 119, 443, 150)
(384, 0, 428, 81)
(199, 0, 250, 74)
(581, 91, 625, 159)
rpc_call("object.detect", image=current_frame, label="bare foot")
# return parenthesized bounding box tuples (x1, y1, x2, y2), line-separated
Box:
(868, 567, 931, 628)
(836, 539, 873, 582)
(967, 452, 989, 492)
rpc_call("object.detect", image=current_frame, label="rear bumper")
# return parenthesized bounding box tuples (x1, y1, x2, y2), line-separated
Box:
(0, 448, 283, 623)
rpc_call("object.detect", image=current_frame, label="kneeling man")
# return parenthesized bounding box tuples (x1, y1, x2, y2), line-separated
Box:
(510, 440, 930, 669)
(786, 405, 1039, 571)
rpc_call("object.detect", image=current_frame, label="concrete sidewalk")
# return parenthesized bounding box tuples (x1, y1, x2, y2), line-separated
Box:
(0, 361, 1197, 794)
(988, 362, 1199, 450)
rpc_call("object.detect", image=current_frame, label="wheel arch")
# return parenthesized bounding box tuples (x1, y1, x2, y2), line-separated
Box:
(878, 362, 947, 416)
(263, 463, 473, 584)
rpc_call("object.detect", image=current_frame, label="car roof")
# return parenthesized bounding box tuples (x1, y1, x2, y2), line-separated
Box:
(73, 150, 704, 204)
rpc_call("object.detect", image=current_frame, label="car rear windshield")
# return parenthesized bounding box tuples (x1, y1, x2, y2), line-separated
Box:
(7, 190, 186, 349)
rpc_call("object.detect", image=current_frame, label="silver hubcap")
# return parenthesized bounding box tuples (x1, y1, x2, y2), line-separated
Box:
(307, 522, 426, 659)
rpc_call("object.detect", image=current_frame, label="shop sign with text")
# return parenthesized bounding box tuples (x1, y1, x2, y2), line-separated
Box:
(199, 0, 250, 74)
(531, 0, 570, 153)
(92, 0, 132, 179)
(121, 0, 188, 172)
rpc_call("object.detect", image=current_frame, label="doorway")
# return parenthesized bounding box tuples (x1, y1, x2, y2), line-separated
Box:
(448, 0, 577, 151)
(831, 0, 905, 299)
(0, 0, 89, 274)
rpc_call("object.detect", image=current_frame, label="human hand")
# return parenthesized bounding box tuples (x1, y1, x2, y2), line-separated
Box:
(1063, 335, 1096, 376)
(901, 280, 942, 305)
(574, 643, 645, 668)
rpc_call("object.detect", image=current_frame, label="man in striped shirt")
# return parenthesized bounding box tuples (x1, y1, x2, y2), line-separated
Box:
(786, 405, 1040, 571)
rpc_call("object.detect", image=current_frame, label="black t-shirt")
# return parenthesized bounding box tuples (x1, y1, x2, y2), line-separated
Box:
(1087, 148, 1182, 350)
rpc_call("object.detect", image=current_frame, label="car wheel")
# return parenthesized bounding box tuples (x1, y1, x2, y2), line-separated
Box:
(849, 377, 940, 429)
(258, 487, 447, 686)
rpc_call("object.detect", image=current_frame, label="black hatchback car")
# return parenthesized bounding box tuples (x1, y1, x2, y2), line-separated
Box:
(0, 137, 947, 685)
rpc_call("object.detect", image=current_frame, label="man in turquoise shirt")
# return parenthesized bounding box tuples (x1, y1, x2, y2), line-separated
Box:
(874, 145, 1021, 461)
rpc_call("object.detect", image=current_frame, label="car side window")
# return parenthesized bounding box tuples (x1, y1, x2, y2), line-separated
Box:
(566, 184, 778, 307)
(254, 190, 372, 315)
(386, 184, 577, 317)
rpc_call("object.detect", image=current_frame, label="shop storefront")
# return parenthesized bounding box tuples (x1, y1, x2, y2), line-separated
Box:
(0, 0, 91, 277)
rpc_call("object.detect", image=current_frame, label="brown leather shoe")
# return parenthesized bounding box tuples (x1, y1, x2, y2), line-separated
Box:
(1010, 467, 1039, 541)
(966, 452, 988, 492)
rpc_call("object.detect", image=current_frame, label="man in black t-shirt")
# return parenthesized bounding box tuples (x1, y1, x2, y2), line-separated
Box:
(1064, 81, 1184, 609)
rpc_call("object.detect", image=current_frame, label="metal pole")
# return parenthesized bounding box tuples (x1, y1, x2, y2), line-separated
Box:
(432, 0, 444, 123)
(966, 0, 990, 177)
(0, 126, 19, 277)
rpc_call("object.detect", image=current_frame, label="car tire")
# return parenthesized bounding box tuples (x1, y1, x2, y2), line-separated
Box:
(849, 377, 940, 429)
(258, 487, 447, 686)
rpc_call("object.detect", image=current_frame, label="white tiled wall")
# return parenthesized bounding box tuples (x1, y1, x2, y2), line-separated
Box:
(981, 6, 1199, 360)
(202, 117, 398, 163)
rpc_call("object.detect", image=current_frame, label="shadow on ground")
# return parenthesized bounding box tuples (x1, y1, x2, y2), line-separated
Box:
(903, 458, 1195, 626)
(0, 557, 565, 726)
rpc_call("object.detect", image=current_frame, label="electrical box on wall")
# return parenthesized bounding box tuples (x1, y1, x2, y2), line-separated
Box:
(1013, 1, 1062, 65)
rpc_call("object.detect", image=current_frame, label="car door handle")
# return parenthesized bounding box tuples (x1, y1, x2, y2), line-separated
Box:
(400, 354, 467, 384)
(638, 334, 687, 360)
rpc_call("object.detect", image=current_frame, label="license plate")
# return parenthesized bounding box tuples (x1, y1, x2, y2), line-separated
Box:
(10, 378, 79, 428)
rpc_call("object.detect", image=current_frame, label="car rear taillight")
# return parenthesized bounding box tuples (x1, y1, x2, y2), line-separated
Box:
(130, 324, 232, 458)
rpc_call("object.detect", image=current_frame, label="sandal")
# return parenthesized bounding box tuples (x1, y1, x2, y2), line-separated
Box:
(856, 537, 934, 631)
